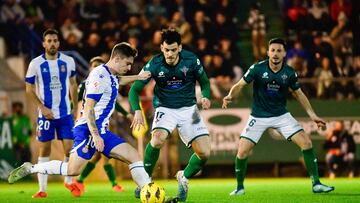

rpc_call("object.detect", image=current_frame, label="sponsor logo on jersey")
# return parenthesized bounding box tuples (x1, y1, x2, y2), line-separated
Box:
(158, 71, 165, 78)
(42, 67, 48, 73)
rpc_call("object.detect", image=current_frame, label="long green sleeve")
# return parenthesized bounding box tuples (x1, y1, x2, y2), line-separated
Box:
(115, 102, 128, 116)
(198, 72, 211, 99)
(128, 81, 146, 111)
(78, 81, 86, 101)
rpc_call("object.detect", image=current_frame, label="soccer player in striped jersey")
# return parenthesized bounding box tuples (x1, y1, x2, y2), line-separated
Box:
(9, 42, 152, 199)
(73, 56, 133, 193)
(24, 29, 78, 198)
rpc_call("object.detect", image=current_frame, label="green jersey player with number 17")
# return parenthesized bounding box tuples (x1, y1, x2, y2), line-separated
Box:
(129, 28, 211, 202)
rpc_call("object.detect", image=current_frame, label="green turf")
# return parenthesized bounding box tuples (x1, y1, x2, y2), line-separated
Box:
(0, 178, 359, 202)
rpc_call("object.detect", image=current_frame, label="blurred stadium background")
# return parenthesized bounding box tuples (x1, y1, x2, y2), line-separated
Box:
(0, 0, 359, 194)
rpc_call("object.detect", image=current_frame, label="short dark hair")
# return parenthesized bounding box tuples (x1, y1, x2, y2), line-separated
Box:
(269, 38, 287, 50)
(110, 42, 138, 59)
(161, 28, 181, 45)
(89, 56, 105, 65)
(43, 28, 59, 40)
(12, 101, 23, 109)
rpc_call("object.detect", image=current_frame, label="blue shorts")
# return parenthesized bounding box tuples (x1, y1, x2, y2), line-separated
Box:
(37, 115, 74, 142)
(71, 124, 126, 160)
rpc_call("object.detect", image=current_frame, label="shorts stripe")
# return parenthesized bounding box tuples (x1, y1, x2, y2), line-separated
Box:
(287, 129, 304, 141)
(187, 134, 209, 148)
(130, 166, 144, 171)
(60, 161, 63, 175)
(240, 136, 257, 145)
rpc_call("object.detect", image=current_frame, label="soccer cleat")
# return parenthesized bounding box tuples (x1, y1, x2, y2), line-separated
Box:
(176, 170, 189, 202)
(229, 188, 245, 195)
(112, 184, 125, 192)
(134, 186, 141, 198)
(312, 183, 335, 193)
(32, 191, 48, 198)
(65, 182, 82, 197)
(8, 162, 33, 184)
(73, 179, 85, 193)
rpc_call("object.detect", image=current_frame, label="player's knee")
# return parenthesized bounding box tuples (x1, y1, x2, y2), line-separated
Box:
(237, 148, 250, 159)
(196, 150, 210, 160)
(67, 167, 81, 176)
(301, 137, 313, 150)
(151, 131, 167, 148)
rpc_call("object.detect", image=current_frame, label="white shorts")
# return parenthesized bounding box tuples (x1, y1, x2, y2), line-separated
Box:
(241, 112, 303, 144)
(152, 105, 209, 147)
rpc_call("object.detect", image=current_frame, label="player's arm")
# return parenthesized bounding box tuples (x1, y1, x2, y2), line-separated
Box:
(83, 98, 104, 152)
(292, 88, 326, 129)
(118, 71, 151, 85)
(197, 71, 211, 109)
(70, 76, 78, 119)
(25, 83, 54, 119)
(129, 80, 146, 130)
(222, 78, 248, 108)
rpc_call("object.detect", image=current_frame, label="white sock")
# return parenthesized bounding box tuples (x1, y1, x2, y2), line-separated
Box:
(37, 157, 49, 192)
(63, 157, 72, 184)
(129, 161, 151, 188)
(31, 160, 68, 176)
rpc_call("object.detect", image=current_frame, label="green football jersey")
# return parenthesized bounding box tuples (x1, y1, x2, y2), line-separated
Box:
(141, 49, 208, 109)
(243, 60, 301, 117)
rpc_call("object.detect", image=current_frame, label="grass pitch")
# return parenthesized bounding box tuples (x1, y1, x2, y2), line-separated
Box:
(0, 178, 359, 203)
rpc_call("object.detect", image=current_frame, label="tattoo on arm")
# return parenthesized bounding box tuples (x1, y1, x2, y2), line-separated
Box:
(87, 108, 99, 137)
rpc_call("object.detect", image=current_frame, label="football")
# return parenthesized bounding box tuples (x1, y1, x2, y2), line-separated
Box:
(140, 182, 165, 203)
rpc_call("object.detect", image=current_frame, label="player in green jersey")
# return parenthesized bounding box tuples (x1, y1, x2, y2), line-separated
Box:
(73, 56, 133, 194)
(129, 28, 211, 202)
(223, 38, 334, 195)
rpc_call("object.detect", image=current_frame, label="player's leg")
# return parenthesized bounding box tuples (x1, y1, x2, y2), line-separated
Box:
(33, 116, 55, 198)
(144, 129, 168, 175)
(291, 131, 334, 193)
(230, 115, 265, 195)
(57, 115, 75, 186)
(108, 143, 151, 188)
(73, 152, 101, 193)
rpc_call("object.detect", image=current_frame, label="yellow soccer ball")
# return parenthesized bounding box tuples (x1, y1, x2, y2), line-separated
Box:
(140, 182, 165, 203)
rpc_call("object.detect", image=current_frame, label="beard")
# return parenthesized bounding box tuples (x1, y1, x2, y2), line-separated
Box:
(47, 47, 58, 56)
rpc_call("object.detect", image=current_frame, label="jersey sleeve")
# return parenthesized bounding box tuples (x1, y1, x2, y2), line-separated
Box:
(85, 71, 106, 102)
(289, 71, 301, 90)
(140, 60, 154, 84)
(194, 57, 206, 78)
(25, 61, 37, 84)
(242, 64, 256, 83)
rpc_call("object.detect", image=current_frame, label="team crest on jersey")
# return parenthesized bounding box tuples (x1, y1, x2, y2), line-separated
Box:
(181, 66, 188, 77)
(61, 65, 66, 72)
(82, 146, 89, 153)
(262, 72, 269, 79)
(281, 74, 288, 83)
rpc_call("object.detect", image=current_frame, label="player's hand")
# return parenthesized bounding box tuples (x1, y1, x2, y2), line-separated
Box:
(201, 98, 211, 110)
(311, 116, 326, 130)
(130, 110, 145, 131)
(41, 106, 54, 119)
(126, 113, 134, 122)
(138, 71, 151, 80)
(93, 135, 104, 152)
(222, 95, 233, 108)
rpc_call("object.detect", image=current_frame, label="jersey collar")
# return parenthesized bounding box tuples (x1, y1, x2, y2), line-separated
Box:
(102, 64, 112, 75)
(267, 59, 285, 74)
(42, 52, 60, 60)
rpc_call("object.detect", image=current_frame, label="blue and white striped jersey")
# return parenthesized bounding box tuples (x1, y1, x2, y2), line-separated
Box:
(25, 52, 76, 119)
(75, 64, 119, 133)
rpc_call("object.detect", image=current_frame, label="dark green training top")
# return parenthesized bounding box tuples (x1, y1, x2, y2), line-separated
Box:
(129, 49, 211, 110)
(78, 80, 128, 116)
(243, 59, 301, 117)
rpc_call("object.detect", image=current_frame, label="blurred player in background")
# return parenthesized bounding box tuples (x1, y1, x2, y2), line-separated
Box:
(223, 38, 334, 195)
(24, 28, 78, 198)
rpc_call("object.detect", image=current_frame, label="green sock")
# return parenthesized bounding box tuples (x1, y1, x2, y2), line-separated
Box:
(144, 143, 160, 176)
(302, 148, 320, 185)
(78, 162, 96, 182)
(235, 157, 248, 190)
(183, 154, 207, 179)
(104, 164, 117, 186)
